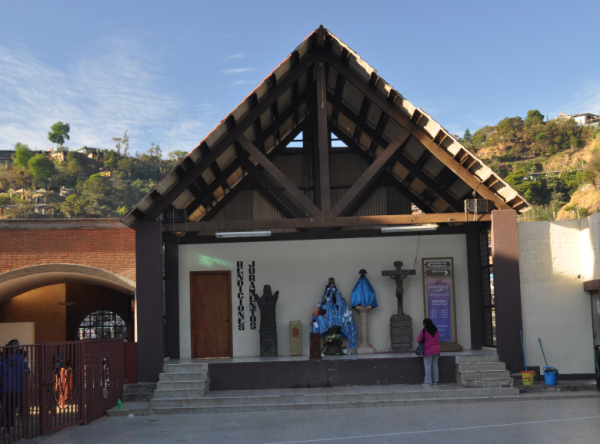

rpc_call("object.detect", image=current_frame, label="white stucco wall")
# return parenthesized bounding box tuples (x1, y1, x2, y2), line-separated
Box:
(178, 234, 471, 358)
(518, 215, 598, 374)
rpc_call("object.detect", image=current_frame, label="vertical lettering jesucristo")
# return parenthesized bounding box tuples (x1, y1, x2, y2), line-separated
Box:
(248, 261, 257, 329)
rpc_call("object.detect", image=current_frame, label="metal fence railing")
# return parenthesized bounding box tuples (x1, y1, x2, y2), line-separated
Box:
(0, 339, 124, 443)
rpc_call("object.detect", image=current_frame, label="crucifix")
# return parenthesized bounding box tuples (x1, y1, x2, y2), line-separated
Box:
(381, 261, 416, 314)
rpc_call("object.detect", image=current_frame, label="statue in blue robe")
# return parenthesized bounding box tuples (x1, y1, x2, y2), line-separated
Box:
(350, 269, 378, 308)
(311, 278, 358, 348)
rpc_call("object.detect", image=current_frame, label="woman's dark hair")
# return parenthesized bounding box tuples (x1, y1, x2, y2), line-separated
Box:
(423, 318, 438, 336)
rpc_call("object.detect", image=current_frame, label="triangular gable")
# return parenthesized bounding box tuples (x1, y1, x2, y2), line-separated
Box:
(122, 26, 531, 230)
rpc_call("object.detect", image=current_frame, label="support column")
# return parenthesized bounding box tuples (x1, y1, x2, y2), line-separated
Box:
(315, 62, 330, 213)
(355, 306, 374, 354)
(164, 236, 180, 359)
(136, 221, 164, 382)
(491, 210, 524, 372)
(465, 222, 485, 350)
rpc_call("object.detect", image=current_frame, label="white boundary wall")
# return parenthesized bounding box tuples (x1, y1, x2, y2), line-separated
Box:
(178, 234, 471, 358)
(518, 213, 600, 375)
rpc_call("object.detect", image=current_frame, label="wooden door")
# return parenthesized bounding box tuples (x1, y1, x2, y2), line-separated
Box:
(190, 271, 232, 358)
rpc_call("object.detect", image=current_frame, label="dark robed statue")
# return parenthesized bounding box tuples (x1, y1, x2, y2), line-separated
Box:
(256, 285, 279, 357)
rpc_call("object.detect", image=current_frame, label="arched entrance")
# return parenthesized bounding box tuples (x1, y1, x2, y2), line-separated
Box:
(0, 264, 136, 344)
(0, 264, 135, 301)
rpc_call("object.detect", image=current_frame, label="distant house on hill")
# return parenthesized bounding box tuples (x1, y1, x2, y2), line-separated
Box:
(556, 112, 599, 127)
(81, 147, 102, 159)
(0, 150, 15, 167)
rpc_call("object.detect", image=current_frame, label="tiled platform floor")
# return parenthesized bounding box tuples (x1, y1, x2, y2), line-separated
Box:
(166, 349, 496, 364)
(42, 397, 600, 443)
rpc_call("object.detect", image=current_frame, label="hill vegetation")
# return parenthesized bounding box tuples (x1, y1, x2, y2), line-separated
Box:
(2, 113, 599, 221)
(458, 110, 600, 220)
(0, 127, 187, 218)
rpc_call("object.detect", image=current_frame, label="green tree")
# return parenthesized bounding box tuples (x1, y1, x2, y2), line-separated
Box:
(47, 121, 71, 147)
(524, 110, 544, 128)
(148, 143, 162, 160)
(167, 150, 188, 161)
(582, 151, 600, 189)
(112, 130, 129, 157)
(12, 143, 34, 168)
(28, 154, 56, 187)
(496, 116, 523, 149)
(472, 125, 494, 147)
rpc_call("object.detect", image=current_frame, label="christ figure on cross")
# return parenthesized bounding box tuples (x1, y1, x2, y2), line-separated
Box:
(381, 261, 416, 314)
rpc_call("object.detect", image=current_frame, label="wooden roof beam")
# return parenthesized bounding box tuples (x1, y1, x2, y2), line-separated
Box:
(315, 61, 331, 213)
(238, 156, 308, 219)
(184, 91, 312, 217)
(330, 130, 409, 217)
(330, 124, 437, 214)
(326, 92, 463, 211)
(327, 56, 512, 211)
(188, 119, 310, 232)
(236, 134, 321, 217)
(138, 53, 314, 222)
(164, 212, 491, 233)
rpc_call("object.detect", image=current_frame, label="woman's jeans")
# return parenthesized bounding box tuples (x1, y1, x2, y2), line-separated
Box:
(423, 354, 439, 384)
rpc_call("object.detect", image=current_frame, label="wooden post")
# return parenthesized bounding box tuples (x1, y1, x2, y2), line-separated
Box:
(136, 221, 164, 382)
(315, 62, 330, 213)
(491, 210, 524, 372)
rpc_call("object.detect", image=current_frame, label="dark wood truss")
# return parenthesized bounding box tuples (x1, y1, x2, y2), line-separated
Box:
(125, 26, 529, 235)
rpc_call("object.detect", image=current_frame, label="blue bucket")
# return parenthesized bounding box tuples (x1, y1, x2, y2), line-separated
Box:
(544, 368, 558, 386)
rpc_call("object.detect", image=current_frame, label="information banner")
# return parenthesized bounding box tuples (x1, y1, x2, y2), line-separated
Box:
(422, 258, 455, 343)
(425, 277, 451, 341)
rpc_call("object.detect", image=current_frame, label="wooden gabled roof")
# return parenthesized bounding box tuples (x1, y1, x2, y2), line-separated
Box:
(122, 26, 531, 232)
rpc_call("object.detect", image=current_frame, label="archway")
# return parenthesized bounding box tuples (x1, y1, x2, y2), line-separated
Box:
(0, 264, 136, 344)
(0, 264, 135, 302)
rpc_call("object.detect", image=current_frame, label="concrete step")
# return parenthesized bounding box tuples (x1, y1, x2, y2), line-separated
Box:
(153, 388, 209, 399)
(157, 380, 207, 390)
(159, 372, 208, 382)
(455, 354, 499, 364)
(460, 377, 514, 388)
(458, 370, 511, 380)
(122, 383, 157, 403)
(457, 362, 506, 372)
(108, 391, 600, 416)
(163, 363, 208, 373)
(148, 387, 519, 408)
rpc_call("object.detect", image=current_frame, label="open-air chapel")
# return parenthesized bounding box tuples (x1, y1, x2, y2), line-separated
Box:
(120, 25, 550, 390)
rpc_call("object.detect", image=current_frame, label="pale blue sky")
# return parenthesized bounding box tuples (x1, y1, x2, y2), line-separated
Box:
(1, 0, 599, 154)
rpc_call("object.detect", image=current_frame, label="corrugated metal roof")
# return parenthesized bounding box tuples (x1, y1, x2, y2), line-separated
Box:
(122, 26, 532, 230)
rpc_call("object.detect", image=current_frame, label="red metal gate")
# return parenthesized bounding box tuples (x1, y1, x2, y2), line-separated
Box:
(0, 339, 124, 443)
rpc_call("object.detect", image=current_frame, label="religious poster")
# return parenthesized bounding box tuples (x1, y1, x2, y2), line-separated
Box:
(425, 277, 451, 341)
(422, 258, 455, 344)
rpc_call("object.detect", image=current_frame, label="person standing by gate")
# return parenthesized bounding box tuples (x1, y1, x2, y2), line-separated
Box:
(0, 340, 30, 433)
(417, 319, 440, 386)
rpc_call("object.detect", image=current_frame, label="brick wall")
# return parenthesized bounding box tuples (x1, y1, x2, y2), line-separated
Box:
(0, 221, 136, 281)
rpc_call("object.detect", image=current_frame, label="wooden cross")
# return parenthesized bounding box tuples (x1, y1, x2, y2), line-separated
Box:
(381, 261, 416, 314)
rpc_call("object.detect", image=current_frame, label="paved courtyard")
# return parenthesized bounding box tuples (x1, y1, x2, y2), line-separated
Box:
(39, 397, 600, 444)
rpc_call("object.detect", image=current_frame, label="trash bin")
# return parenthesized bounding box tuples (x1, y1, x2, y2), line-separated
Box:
(521, 370, 536, 385)
(543, 367, 558, 386)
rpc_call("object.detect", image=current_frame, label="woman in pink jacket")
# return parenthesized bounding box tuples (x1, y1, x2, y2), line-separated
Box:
(417, 318, 440, 385)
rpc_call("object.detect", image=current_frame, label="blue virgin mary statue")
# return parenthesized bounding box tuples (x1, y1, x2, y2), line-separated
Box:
(311, 278, 358, 348)
(350, 269, 378, 308)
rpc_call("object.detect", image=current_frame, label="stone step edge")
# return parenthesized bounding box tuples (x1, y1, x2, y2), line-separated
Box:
(156, 381, 208, 385)
(148, 389, 521, 403)
(111, 392, 600, 416)
(461, 376, 514, 383)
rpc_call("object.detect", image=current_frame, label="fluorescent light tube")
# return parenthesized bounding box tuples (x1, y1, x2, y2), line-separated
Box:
(215, 231, 272, 238)
(381, 225, 438, 233)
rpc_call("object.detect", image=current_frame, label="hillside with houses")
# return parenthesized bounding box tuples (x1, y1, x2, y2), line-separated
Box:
(1, 113, 600, 221)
